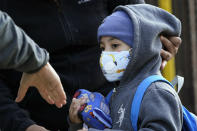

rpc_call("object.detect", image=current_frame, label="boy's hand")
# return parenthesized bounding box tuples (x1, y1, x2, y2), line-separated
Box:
(69, 97, 88, 124)
(160, 36, 182, 70)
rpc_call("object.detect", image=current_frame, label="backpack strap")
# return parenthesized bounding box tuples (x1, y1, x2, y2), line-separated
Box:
(131, 75, 173, 131)
(105, 89, 113, 104)
(182, 106, 197, 131)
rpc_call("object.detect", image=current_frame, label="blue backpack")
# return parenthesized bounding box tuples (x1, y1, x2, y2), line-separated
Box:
(106, 75, 197, 131)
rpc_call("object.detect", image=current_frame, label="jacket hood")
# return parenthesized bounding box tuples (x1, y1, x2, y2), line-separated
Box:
(113, 4, 181, 86)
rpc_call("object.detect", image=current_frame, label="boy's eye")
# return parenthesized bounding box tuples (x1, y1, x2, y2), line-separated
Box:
(111, 44, 119, 49)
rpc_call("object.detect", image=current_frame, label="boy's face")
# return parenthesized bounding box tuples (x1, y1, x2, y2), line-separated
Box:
(100, 36, 130, 52)
(99, 36, 131, 82)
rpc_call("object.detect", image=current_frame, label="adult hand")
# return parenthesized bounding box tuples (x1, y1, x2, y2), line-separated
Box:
(26, 124, 49, 131)
(15, 62, 67, 108)
(69, 97, 87, 124)
(160, 36, 182, 70)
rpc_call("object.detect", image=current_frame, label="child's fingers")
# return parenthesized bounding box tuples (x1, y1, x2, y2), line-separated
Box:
(78, 97, 88, 105)
(70, 97, 87, 115)
(70, 98, 81, 114)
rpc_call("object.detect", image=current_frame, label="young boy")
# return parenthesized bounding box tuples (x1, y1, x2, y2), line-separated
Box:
(69, 4, 183, 131)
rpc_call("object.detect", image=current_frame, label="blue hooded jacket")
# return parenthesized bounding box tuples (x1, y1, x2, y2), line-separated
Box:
(105, 4, 182, 131)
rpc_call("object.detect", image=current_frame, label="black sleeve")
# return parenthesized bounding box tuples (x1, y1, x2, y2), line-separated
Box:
(107, 0, 145, 13)
(68, 117, 83, 131)
(0, 80, 35, 131)
(0, 11, 49, 73)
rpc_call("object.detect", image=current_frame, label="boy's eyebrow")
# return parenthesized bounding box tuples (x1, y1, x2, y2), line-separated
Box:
(100, 37, 116, 43)
(108, 37, 115, 42)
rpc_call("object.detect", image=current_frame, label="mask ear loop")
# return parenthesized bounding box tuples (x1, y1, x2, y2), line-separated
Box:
(129, 48, 133, 56)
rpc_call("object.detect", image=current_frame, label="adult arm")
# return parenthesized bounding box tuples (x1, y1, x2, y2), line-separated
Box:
(0, 11, 66, 108)
(0, 11, 48, 72)
(0, 80, 49, 131)
(0, 79, 34, 131)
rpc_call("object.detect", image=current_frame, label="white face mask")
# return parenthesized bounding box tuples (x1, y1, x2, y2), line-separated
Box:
(100, 50, 131, 82)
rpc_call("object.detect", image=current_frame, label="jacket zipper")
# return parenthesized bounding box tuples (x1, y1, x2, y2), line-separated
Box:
(53, 0, 77, 90)
(54, 0, 74, 42)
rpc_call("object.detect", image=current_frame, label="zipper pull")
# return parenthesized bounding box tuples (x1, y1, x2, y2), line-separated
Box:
(113, 88, 116, 93)
(53, 0, 61, 11)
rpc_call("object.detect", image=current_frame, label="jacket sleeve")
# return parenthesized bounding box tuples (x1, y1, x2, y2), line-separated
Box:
(68, 118, 125, 131)
(68, 117, 83, 131)
(0, 79, 35, 131)
(0, 11, 49, 73)
(138, 82, 183, 131)
(107, 0, 145, 13)
(88, 128, 124, 131)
